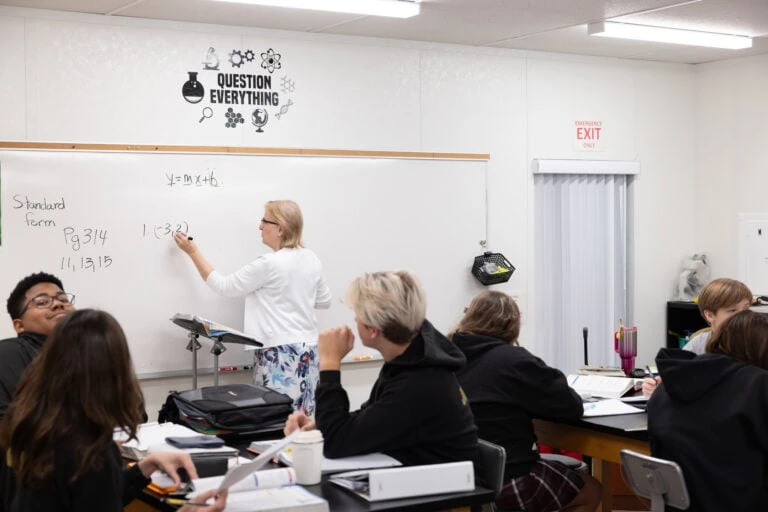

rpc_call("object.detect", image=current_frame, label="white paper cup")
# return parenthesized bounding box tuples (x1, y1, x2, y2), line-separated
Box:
(291, 430, 324, 485)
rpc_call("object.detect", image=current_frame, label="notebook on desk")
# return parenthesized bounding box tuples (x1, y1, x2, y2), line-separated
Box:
(115, 422, 238, 458)
(567, 374, 637, 399)
(582, 398, 645, 417)
(250, 440, 402, 473)
(189, 477, 328, 512)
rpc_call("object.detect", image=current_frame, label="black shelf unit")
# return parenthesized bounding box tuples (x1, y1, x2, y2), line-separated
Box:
(666, 301, 709, 349)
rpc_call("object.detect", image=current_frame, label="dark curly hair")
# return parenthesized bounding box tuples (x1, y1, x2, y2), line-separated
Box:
(6, 272, 65, 321)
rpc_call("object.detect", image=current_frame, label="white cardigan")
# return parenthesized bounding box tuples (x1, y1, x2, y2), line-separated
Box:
(206, 247, 332, 347)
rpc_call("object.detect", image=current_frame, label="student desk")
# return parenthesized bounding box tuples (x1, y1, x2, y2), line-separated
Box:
(534, 413, 649, 512)
(129, 482, 495, 512)
(128, 447, 496, 512)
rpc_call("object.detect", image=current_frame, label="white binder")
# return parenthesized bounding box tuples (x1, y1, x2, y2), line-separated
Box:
(329, 460, 475, 501)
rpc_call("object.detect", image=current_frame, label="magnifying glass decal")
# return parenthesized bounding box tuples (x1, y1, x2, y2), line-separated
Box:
(199, 107, 213, 123)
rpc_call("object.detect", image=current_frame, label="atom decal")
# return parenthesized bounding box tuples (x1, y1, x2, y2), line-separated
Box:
(260, 48, 282, 73)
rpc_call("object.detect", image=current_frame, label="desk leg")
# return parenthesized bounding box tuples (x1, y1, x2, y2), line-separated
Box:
(593, 458, 614, 512)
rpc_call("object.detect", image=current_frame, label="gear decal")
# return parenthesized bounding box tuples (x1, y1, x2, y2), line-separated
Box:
(229, 50, 245, 68)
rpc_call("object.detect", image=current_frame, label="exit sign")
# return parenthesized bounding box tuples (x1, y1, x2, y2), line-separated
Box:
(573, 120, 604, 152)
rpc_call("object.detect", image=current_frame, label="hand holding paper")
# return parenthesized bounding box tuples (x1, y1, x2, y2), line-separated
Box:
(219, 430, 301, 491)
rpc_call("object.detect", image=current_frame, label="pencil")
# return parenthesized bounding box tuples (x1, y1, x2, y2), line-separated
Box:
(162, 497, 209, 506)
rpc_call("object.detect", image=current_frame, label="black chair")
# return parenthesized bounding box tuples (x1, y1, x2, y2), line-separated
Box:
(620, 449, 690, 511)
(473, 439, 507, 512)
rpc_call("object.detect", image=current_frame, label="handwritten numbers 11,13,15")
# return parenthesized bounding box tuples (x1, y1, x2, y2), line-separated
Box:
(60, 256, 113, 273)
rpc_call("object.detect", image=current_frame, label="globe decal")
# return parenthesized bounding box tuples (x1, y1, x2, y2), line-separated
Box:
(251, 108, 269, 133)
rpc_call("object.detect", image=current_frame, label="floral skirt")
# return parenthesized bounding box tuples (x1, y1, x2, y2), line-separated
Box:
(254, 342, 320, 416)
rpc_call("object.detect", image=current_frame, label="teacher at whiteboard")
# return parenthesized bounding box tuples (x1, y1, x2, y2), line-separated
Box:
(173, 200, 332, 415)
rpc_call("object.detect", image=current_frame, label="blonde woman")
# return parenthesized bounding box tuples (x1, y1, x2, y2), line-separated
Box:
(174, 200, 331, 414)
(284, 271, 477, 466)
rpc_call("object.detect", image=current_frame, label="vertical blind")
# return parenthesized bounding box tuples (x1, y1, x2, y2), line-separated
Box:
(533, 173, 630, 374)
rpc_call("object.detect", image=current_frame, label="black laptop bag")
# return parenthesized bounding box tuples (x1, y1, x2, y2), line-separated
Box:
(158, 383, 293, 437)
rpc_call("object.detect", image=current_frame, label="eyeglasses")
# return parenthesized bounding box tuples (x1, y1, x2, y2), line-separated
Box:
(18, 292, 75, 317)
(260, 218, 279, 226)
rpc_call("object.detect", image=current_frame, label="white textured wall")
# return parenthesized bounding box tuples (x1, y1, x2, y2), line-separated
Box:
(696, 54, 768, 282)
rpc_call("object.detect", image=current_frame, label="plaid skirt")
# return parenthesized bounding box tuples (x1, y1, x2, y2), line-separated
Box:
(495, 460, 584, 511)
(254, 342, 320, 416)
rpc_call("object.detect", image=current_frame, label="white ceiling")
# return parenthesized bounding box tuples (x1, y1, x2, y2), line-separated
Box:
(2, 0, 768, 64)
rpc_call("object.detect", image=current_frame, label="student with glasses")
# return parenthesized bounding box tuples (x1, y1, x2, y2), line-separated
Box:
(174, 200, 332, 415)
(0, 272, 75, 420)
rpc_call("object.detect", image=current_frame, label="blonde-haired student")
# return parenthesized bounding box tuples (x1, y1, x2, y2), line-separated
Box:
(284, 271, 478, 466)
(642, 277, 752, 396)
(453, 291, 602, 512)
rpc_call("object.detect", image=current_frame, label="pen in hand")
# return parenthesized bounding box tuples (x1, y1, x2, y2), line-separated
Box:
(162, 497, 209, 506)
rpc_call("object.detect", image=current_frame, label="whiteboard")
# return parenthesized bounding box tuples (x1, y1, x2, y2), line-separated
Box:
(0, 149, 487, 376)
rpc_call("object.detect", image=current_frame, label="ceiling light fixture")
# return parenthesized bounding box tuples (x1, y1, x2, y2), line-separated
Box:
(588, 21, 752, 50)
(213, 0, 420, 18)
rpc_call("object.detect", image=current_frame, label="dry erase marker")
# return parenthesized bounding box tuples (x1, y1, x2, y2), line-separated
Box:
(354, 355, 373, 361)
(187, 236, 194, 241)
(219, 366, 237, 372)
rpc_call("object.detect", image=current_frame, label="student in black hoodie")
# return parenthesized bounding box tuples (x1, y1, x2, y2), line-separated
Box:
(647, 309, 768, 512)
(284, 270, 478, 465)
(453, 291, 601, 512)
(0, 273, 76, 420)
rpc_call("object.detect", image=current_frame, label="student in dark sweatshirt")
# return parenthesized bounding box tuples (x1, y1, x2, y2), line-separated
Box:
(0, 272, 75, 419)
(453, 291, 601, 512)
(284, 270, 478, 466)
(647, 309, 768, 512)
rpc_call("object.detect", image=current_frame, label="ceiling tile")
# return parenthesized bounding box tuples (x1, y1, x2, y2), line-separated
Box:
(496, 24, 768, 64)
(0, 0, 131, 14)
(2, 0, 768, 64)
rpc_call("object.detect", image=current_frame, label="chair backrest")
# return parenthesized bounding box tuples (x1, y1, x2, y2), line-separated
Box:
(620, 450, 690, 512)
(475, 439, 507, 495)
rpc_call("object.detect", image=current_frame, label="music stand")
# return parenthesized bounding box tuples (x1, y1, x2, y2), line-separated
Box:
(171, 313, 262, 389)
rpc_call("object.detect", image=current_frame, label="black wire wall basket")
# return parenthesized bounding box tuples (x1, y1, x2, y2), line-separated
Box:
(471, 251, 515, 286)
